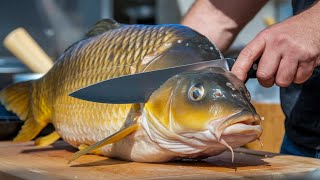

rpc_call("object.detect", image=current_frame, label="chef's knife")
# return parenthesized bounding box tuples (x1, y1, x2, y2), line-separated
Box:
(69, 58, 259, 104)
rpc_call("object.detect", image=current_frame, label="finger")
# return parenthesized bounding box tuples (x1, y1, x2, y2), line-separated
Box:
(258, 76, 275, 88)
(275, 57, 298, 87)
(256, 44, 281, 87)
(293, 62, 314, 84)
(232, 35, 266, 82)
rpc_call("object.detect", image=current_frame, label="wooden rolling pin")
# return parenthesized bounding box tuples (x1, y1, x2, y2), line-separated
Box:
(3, 27, 54, 73)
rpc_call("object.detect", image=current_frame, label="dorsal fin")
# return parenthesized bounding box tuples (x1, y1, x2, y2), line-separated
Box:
(85, 19, 122, 37)
(63, 19, 122, 53)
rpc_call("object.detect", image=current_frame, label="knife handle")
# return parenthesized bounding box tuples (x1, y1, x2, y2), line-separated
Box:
(226, 57, 260, 83)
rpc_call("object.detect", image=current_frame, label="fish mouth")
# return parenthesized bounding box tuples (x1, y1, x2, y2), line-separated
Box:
(206, 110, 262, 162)
(208, 110, 262, 142)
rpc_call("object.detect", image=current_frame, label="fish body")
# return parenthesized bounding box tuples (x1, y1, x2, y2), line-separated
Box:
(0, 19, 262, 163)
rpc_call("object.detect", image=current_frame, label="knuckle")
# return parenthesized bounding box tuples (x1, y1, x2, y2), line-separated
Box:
(275, 70, 294, 87)
(258, 29, 273, 42)
(288, 44, 309, 60)
(283, 40, 316, 62)
(258, 29, 271, 39)
(285, 53, 298, 63)
(240, 47, 254, 59)
(272, 33, 289, 46)
(302, 48, 316, 60)
(256, 70, 272, 80)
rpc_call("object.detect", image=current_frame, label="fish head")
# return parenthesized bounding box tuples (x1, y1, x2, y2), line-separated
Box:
(142, 67, 262, 157)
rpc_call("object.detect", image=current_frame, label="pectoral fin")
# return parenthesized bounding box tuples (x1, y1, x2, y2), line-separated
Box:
(78, 144, 103, 155)
(68, 122, 140, 163)
(34, 131, 60, 146)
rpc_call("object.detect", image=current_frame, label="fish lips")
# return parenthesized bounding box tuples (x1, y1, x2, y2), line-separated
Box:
(209, 110, 262, 141)
(181, 110, 262, 144)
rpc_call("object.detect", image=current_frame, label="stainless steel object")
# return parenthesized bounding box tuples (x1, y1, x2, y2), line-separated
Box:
(70, 58, 259, 104)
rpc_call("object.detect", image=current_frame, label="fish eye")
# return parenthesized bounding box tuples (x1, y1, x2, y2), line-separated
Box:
(188, 83, 205, 101)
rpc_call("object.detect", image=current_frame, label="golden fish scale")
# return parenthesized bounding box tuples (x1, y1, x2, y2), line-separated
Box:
(35, 25, 186, 147)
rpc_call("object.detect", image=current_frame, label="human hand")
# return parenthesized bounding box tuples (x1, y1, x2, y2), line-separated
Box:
(231, 3, 320, 87)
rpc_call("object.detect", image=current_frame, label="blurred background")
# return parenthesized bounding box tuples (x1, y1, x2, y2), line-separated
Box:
(0, 0, 292, 153)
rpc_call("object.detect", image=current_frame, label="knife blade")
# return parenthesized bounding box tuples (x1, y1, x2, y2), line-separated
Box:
(69, 58, 259, 104)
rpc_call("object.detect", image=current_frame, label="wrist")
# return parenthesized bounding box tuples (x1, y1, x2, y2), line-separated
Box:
(181, 0, 267, 53)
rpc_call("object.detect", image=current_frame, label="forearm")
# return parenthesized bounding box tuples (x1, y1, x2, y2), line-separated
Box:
(181, 0, 268, 52)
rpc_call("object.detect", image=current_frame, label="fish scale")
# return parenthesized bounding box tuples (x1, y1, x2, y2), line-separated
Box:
(53, 68, 131, 146)
(57, 28, 188, 145)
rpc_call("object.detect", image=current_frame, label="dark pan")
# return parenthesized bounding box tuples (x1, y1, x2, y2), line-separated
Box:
(0, 121, 23, 140)
(0, 103, 21, 140)
(0, 104, 55, 141)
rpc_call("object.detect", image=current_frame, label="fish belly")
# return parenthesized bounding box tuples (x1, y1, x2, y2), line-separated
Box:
(52, 99, 178, 162)
(52, 97, 131, 149)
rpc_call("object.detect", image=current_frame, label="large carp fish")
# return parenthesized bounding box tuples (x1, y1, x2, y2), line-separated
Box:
(0, 19, 262, 163)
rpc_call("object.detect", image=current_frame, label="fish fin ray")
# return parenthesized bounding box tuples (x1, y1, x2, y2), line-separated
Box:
(0, 81, 32, 121)
(34, 131, 61, 146)
(85, 19, 122, 37)
(78, 144, 103, 155)
(0, 81, 52, 142)
(13, 115, 48, 142)
(69, 122, 140, 164)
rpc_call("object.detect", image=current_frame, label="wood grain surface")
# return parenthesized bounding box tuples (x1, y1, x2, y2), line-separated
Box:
(0, 141, 319, 180)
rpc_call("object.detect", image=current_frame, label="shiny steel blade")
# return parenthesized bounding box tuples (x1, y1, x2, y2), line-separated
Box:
(69, 58, 233, 104)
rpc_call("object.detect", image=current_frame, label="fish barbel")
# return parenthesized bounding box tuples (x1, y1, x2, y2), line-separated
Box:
(0, 19, 262, 163)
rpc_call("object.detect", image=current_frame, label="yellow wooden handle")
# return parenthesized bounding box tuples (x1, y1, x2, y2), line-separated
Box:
(264, 17, 276, 27)
(3, 27, 54, 73)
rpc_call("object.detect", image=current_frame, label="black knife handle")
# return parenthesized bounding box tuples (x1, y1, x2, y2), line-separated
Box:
(226, 57, 260, 83)
(247, 57, 260, 79)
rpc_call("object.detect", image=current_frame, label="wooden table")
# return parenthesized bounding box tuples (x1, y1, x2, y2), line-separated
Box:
(0, 141, 319, 180)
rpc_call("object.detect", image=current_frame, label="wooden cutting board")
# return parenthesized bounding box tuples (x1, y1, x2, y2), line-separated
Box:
(0, 141, 319, 180)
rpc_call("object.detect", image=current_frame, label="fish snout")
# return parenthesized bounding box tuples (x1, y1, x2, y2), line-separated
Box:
(208, 110, 262, 141)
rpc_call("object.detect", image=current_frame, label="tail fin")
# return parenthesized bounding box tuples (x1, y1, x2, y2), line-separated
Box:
(0, 81, 49, 142)
(0, 81, 31, 120)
